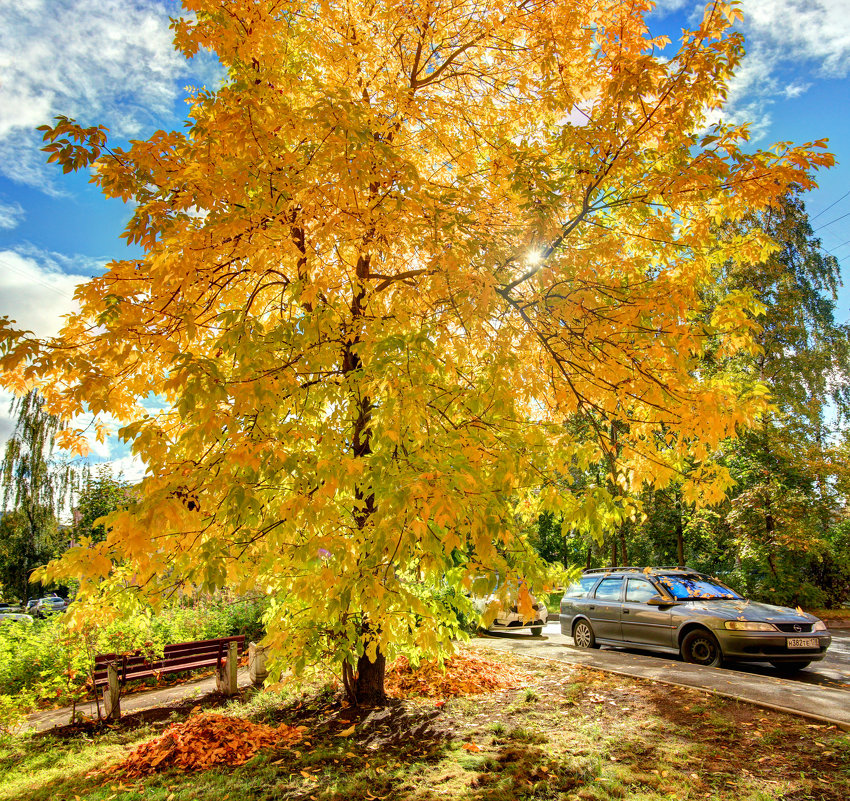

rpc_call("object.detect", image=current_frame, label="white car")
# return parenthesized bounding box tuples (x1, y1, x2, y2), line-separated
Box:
(474, 581, 549, 636)
(0, 612, 34, 624)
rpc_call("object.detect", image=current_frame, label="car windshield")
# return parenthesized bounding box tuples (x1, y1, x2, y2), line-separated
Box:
(657, 575, 742, 600)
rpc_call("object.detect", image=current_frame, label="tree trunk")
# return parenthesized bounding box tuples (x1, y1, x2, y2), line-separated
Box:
(675, 516, 685, 568)
(354, 650, 387, 706)
(340, 244, 388, 705)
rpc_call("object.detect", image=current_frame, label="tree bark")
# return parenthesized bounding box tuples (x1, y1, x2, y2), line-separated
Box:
(354, 649, 387, 706)
(340, 244, 387, 705)
(675, 515, 685, 568)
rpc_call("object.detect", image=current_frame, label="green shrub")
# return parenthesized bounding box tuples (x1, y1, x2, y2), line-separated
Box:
(0, 591, 269, 719)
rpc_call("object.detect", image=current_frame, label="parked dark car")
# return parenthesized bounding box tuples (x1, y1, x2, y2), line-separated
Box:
(560, 567, 831, 673)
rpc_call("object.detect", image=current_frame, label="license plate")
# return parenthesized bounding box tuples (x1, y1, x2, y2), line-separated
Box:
(786, 637, 818, 649)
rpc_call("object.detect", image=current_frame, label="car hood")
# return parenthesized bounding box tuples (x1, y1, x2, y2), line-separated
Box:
(676, 599, 818, 623)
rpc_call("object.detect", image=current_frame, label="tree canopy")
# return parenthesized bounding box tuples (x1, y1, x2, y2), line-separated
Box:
(0, 0, 833, 701)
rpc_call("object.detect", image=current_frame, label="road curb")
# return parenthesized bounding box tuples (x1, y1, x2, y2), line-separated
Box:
(511, 649, 850, 731)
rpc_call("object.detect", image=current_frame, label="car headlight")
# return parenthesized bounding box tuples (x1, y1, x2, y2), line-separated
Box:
(724, 621, 779, 631)
(813, 620, 828, 632)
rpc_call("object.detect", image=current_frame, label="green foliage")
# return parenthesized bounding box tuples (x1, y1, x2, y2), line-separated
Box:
(0, 510, 65, 603)
(530, 512, 587, 567)
(0, 592, 268, 722)
(72, 466, 130, 545)
(537, 193, 850, 608)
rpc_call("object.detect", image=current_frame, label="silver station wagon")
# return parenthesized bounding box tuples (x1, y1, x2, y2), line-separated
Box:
(560, 567, 832, 673)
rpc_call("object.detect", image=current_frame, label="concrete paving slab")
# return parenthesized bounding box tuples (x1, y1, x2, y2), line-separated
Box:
(468, 627, 850, 730)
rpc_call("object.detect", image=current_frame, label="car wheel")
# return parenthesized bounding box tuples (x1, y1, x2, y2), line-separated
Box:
(770, 661, 811, 675)
(530, 626, 543, 636)
(572, 619, 598, 649)
(681, 629, 723, 667)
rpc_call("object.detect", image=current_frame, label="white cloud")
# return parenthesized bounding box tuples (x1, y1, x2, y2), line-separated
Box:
(0, 199, 24, 229)
(107, 453, 147, 483)
(743, 0, 850, 77)
(659, 1, 850, 138)
(0, 0, 220, 189)
(652, 0, 691, 14)
(782, 82, 811, 99)
(0, 247, 88, 337)
(0, 249, 151, 477)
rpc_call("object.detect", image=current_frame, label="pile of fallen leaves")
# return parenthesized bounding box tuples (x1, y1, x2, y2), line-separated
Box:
(113, 713, 304, 776)
(386, 648, 531, 699)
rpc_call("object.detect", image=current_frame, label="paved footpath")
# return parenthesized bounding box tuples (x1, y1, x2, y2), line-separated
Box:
(25, 668, 253, 733)
(468, 623, 850, 730)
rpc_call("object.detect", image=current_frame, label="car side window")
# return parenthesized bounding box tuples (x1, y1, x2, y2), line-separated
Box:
(593, 577, 624, 601)
(625, 579, 658, 603)
(563, 576, 599, 599)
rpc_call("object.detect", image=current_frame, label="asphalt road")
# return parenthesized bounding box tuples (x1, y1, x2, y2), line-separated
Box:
(486, 621, 850, 691)
(473, 621, 850, 727)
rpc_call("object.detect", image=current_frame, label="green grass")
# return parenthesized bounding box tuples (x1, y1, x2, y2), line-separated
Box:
(2, 649, 848, 801)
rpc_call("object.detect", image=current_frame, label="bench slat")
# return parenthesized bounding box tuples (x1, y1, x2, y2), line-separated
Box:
(93, 635, 246, 686)
(94, 648, 229, 678)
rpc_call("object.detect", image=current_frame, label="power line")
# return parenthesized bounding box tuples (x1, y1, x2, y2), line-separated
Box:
(0, 256, 79, 301)
(814, 209, 850, 232)
(810, 188, 850, 222)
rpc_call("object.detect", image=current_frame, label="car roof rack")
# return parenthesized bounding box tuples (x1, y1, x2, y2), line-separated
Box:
(581, 566, 701, 575)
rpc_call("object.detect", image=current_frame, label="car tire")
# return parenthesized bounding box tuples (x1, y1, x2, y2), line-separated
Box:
(572, 619, 598, 649)
(530, 626, 543, 636)
(681, 629, 723, 667)
(770, 661, 811, 674)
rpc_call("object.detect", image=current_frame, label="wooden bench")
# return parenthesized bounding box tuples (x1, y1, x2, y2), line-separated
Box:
(94, 635, 245, 718)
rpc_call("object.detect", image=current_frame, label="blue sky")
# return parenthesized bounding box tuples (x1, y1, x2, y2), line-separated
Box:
(0, 0, 849, 477)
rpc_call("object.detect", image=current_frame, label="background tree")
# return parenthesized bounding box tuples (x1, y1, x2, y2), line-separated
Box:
(0, 391, 75, 601)
(718, 193, 850, 604)
(0, 0, 830, 702)
(576, 192, 850, 606)
(71, 466, 130, 545)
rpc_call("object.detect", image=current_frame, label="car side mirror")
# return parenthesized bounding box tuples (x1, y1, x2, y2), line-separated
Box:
(647, 594, 672, 606)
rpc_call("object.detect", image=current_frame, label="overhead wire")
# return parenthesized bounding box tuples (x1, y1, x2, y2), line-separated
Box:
(0, 256, 84, 301)
(814, 209, 850, 232)
(810, 188, 850, 222)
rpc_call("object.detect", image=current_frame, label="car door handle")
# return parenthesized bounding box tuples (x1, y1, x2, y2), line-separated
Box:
(623, 610, 630, 614)
(588, 605, 595, 610)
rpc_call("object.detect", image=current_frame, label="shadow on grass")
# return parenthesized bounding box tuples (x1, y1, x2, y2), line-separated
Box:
(4, 692, 721, 801)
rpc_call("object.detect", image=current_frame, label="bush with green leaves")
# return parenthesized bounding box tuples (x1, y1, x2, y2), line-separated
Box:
(0, 591, 268, 723)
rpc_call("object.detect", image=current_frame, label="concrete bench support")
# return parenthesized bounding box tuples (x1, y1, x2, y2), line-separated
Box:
(103, 663, 121, 719)
(216, 640, 238, 696)
(248, 642, 268, 686)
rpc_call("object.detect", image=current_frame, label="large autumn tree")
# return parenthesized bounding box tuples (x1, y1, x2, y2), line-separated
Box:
(0, 0, 832, 702)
